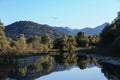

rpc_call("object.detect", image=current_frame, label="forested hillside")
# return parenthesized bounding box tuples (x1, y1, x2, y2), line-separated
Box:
(100, 12, 120, 56)
(5, 21, 64, 39)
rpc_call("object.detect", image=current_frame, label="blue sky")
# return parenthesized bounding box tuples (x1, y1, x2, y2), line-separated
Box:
(0, 0, 120, 29)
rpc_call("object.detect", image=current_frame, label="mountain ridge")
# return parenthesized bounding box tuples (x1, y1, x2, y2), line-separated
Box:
(52, 22, 110, 35)
(4, 21, 110, 39)
(4, 21, 64, 39)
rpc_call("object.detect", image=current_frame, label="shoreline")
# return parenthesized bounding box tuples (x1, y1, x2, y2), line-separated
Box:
(75, 50, 120, 66)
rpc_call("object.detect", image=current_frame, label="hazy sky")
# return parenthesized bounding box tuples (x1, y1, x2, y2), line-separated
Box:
(0, 0, 120, 29)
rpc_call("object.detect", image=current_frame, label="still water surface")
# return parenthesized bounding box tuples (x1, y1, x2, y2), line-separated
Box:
(37, 67, 107, 80)
(0, 53, 119, 80)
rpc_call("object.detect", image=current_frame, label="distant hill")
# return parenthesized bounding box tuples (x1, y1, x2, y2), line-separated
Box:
(52, 27, 74, 35)
(5, 21, 64, 39)
(52, 22, 110, 35)
(4, 21, 109, 39)
(78, 22, 110, 35)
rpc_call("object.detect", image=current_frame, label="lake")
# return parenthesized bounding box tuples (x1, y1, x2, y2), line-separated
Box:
(0, 52, 120, 80)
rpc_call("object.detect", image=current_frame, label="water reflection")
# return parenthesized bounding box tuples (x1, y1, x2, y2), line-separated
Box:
(101, 62, 120, 80)
(77, 55, 99, 69)
(37, 67, 107, 80)
(53, 52, 78, 68)
(0, 53, 119, 80)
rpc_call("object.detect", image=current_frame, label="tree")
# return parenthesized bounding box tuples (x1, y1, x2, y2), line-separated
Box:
(113, 36, 120, 54)
(67, 35, 77, 51)
(16, 34, 26, 51)
(100, 24, 116, 46)
(53, 38, 62, 49)
(89, 34, 99, 46)
(76, 32, 89, 47)
(100, 12, 120, 56)
(27, 36, 50, 52)
(27, 36, 41, 49)
(61, 35, 68, 51)
(53, 35, 77, 51)
(0, 21, 10, 53)
(41, 34, 53, 49)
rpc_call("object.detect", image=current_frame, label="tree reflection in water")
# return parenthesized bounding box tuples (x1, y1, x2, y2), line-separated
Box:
(0, 53, 120, 80)
(28, 56, 54, 72)
(54, 52, 78, 68)
(101, 62, 120, 80)
(77, 55, 99, 69)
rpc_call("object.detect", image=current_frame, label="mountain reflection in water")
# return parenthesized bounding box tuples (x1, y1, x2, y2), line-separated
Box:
(37, 67, 106, 80)
(0, 52, 119, 80)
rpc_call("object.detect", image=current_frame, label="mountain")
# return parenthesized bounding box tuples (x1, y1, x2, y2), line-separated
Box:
(4, 21, 109, 39)
(4, 21, 64, 39)
(78, 22, 110, 35)
(52, 22, 110, 35)
(52, 27, 74, 35)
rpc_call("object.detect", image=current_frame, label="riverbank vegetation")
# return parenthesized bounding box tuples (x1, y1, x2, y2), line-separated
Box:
(0, 12, 120, 57)
(0, 20, 100, 56)
(98, 12, 120, 57)
(0, 21, 53, 55)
